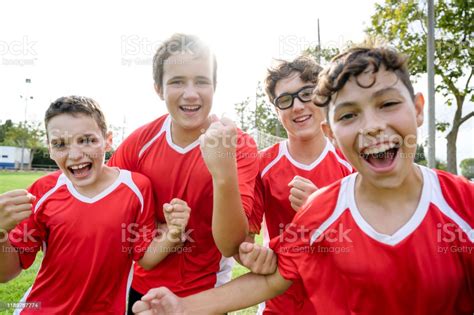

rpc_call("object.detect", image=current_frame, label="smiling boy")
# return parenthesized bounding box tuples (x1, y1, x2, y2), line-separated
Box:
(0, 96, 190, 314)
(107, 33, 258, 312)
(246, 55, 352, 314)
(133, 46, 474, 315)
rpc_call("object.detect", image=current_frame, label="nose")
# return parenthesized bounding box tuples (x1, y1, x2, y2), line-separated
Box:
(292, 97, 305, 112)
(183, 83, 199, 101)
(68, 144, 84, 160)
(360, 109, 386, 137)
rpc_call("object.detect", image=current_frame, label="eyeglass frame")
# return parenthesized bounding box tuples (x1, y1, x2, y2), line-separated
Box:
(273, 85, 316, 110)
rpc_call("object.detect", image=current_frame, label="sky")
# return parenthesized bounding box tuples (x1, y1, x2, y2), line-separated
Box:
(0, 0, 472, 164)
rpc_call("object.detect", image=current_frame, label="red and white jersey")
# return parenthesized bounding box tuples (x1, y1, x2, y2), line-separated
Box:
(271, 166, 474, 315)
(108, 114, 258, 296)
(9, 169, 155, 314)
(249, 140, 352, 314)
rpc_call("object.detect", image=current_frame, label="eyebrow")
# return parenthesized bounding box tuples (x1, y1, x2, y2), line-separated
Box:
(333, 87, 402, 111)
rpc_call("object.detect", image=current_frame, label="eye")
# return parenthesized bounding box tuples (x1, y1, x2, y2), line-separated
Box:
(51, 140, 65, 149)
(381, 101, 400, 108)
(169, 80, 184, 86)
(79, 136, 96, 145)
(338, 112, 357, 121)
(196, 79, 211, 85)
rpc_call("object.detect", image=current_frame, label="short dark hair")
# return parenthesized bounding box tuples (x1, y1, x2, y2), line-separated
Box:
(44, 96, 107, 136)
(313, 46, 414, 108)
(152, 33, 217, 89)
(265, 55, 322, 104)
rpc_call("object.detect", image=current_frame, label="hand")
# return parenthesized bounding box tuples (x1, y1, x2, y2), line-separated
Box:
(0, 190, 35, 233)
(238, 242, 277, 275)
(163, 199, 191, 242)
(132, 287, 186, 315)
(200, 115, 238, 179)
(288, 176, 318, 211)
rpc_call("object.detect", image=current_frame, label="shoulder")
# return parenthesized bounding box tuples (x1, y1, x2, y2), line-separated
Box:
(258, 142, 284, 175)
(429, 168, 474, 227)
(28, 170, 65, 196)
(292, 176, 349, 229)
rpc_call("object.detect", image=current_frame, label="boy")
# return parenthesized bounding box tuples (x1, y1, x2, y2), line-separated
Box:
(133, 46, 474, 314)
(0, 96, 190, 314)
(107, 33, 258, 311)
(247, 55, 352, 314)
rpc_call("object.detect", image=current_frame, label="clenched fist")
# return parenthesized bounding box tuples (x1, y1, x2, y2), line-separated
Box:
(288, 176, 318, 211)
(163, 198, 191, 242)
(200, 115, 238, 179)
(0, 190, 35, 233)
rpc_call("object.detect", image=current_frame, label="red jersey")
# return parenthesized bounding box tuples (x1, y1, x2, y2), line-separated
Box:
(271, 166, 474, 314)
(250, 141, 352, 315)
(108, 114, 258, 296)
(9, 169, 155, 314)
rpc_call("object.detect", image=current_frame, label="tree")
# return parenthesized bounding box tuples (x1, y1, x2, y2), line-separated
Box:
(367, 0, 474, 174)
(0, 121, 46, 169)
(459, 158, 474, 179)
(0, 119, 14, 143)
(414, 144, 427, 163)
(234, 82, 287, 138)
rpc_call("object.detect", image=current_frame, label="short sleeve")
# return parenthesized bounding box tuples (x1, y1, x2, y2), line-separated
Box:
(236, 131, 259, 218)
(249, 172, 265, 234)
(269, 222, 306, 281)
(131, 174, 157, 261)
(9, 182, 47, 269)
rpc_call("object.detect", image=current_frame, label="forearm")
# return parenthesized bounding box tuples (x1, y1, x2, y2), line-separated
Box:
(212, 168, 249, 257)
(0, 238, 22, 283)
(182, 270, 291, 314)
(139, 232, 182, 270)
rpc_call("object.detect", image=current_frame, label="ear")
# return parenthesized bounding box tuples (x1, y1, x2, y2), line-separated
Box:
(105, 131, 113, 152)
(321, 120, 337, 148)
(414, 92, 425, 127)
(154, 83, 164, 101)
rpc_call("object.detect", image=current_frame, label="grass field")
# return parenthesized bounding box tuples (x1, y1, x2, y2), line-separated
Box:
(0, 171, 259, 314)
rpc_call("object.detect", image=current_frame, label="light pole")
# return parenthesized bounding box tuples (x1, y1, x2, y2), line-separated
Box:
(19, 78, 33, 170)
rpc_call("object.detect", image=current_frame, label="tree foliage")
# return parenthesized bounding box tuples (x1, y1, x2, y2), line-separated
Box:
(367, 0, 474, 174)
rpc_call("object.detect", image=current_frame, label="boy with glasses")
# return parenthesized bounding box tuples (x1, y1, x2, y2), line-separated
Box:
(243, 55, 352, 314)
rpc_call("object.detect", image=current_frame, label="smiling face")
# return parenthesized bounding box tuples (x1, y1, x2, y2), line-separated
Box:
(47, 113, 112, 191)
(274, 72, 325, 142)
(322, 67, 424, 189)
(156, 52, 214, 136)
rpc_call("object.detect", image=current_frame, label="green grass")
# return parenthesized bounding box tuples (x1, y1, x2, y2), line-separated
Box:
(0, 171, 46, 315)
(0, 171, 261, 314)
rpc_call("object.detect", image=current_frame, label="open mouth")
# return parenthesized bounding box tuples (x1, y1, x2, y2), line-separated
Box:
(67, 162, 92, 179)
(179, 105, 201, 113)
(293, 115, 312, 123)
(361, 143, 400, 170)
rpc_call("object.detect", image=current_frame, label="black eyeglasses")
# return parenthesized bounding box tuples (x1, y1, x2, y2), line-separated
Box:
(274, 85, 315, 110)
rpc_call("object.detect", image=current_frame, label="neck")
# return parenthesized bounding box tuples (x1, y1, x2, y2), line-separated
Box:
(170, 119, 210, 148)
(356, 164, 423, 211)
(287, 135, 327, 165)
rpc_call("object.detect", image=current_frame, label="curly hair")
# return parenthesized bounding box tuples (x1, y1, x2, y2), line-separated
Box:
(265, 55, 322, 104)
(312, 46, 414, 108)
(45, 96, 107, 136)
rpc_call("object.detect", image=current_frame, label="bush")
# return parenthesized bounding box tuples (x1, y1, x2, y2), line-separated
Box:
(460, 158, 474, 179)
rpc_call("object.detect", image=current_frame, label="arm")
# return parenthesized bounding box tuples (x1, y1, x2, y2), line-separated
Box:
(133, 268, 292, 314)
(138, 199, 191, 270)
(201, 116, 250, 257)
(0, 190, 35, 282)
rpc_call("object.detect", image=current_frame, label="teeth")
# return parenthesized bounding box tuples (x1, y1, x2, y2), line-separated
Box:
(363, 143, 398, 155)
(181, 105, 200, 111)
(70, 163, 89, 170)
(294, 115, 311, 123)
